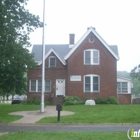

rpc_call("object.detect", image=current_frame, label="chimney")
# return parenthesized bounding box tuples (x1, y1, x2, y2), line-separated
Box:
(69, 34, 75, 48)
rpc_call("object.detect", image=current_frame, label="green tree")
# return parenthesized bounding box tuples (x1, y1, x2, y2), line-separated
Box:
(0, 0, 42, 96)
(131, 65, 140, 96)
(131, 65, 140, 80)
(131, 78, 140, 95)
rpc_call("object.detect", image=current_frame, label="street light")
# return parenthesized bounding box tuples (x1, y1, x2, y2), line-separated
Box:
(41, 0, 46, 112)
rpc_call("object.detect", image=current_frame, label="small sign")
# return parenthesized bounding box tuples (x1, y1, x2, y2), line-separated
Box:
(70, 75, 81, 81)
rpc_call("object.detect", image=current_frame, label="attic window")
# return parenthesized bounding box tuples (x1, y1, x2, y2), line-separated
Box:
(49, 56, 56, 68)
(89, 37, 94, 43)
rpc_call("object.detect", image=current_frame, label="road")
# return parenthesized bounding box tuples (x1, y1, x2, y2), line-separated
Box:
(0, 124, 139, 132)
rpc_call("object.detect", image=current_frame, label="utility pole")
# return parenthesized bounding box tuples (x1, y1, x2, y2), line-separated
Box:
(41, 0, 46, 112)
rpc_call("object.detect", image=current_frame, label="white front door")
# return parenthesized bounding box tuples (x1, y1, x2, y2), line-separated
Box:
(56, 79, 65, 97)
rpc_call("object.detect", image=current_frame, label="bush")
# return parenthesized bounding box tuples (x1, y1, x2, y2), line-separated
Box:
(63, 96, 84, 106)
(95, 98, 108, 104)
(95, 96, 118, 104)
(21, 99, 50, 105)
(108, 96, 118, 104)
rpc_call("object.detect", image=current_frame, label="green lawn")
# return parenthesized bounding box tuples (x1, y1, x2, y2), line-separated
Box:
(37, 105, 140, 124)
(0, 104, 140, 124)
(0, 132, 130, 140)
(0, 104, 39, 123)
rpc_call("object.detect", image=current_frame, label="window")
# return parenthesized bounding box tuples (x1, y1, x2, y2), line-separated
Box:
(49, 56, 56, 68)
(45, 80, 51, 92)
(117, 82, 128, 93)
(84, 75, 100, 92)
(84, 49, 99, 65)
(30, 80, 36, 92)
(38, 80, 42, 92)
(30, 79, 51, 92)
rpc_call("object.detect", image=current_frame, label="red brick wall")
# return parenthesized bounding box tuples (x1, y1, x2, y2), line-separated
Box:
(66, 32, 117, 100)
(118, 94, 131, 104)
(27, 52, 67, 101)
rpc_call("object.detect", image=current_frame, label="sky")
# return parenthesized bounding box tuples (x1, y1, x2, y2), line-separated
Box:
(26, 0, 140, 72)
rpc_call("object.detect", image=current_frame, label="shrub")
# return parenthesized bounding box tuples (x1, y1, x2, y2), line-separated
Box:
(95, 98, 108, 104)
(63, 96, 84, 106)
(108, 96, 118, 104)
(21, 99, 50, 105)
(95, 96, 118, 104)
(64, 96, 81, 102)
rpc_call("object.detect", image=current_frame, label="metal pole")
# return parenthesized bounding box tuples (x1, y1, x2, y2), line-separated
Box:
(41, 0, 46, 112)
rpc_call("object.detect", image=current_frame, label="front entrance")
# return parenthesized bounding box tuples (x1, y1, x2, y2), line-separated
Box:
(56, 79, 65, 97)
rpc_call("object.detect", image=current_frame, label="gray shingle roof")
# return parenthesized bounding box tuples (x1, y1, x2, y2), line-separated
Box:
(109, 45, 119, 57)
(32, 44, 119, 63)
(32, 44, 71, 62)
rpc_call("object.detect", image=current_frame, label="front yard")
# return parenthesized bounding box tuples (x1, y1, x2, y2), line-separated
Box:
(38, 105, 140, 124)
(0, 104, 39, 123)
(0, 104, 139, 139)
(0, 104, 140, 124)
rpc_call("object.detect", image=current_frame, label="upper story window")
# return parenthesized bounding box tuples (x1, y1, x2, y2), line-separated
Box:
(84, 49, 99, 65)
(117, 82, 128, 93)
(49, 56, 56, 68)
(84, 75, 100, 92)
(30, 79, 51, 92)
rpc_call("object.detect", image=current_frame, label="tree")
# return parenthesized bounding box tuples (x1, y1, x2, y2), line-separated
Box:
(131, 65, 140, 80)
(130, 65, 140, 95)
(0, 0, 42, 96)
(131, 78, 140, 95)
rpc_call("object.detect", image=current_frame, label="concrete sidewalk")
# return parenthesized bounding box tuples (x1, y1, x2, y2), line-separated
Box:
(9, 106, 74, 124)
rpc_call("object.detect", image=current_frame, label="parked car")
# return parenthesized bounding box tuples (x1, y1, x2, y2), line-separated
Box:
(11, 95, 27, 104)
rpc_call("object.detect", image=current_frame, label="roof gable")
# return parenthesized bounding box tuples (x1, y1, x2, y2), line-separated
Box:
(65, 27, 119, 60)
(32, 44, 71, 65)
(37, 48, 66, 65)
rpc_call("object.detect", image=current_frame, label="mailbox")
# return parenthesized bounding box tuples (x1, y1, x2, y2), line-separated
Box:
(56, 104, 62, 122)
(56, 104, 62, 111)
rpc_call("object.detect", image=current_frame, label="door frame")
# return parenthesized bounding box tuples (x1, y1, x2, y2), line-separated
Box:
(56, 79, 65, 97)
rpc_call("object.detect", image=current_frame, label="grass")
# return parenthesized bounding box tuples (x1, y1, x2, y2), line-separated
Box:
(37, 105, 140, 124)
(0, 104, 39, 123)
(0, 132, 130, 140)
(0, 104, 140, 124)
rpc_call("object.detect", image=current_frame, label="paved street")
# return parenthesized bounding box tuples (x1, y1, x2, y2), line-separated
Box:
(0, 124, 139, 132)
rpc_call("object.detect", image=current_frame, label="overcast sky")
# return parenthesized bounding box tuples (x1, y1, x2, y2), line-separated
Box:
(27, 0, 140, 72)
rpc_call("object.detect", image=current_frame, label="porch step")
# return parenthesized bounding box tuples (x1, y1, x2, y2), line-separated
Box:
(52, 97, 64, 105)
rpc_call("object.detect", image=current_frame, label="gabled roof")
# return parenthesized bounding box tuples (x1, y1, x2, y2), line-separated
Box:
(32, 44, 71, 65)
(65, 27, 119, 60)
(32, 27, 119, 65)
(37, 48, 66, 65)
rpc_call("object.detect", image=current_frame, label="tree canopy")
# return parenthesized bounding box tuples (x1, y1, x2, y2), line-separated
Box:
(130, 65, 140, 80)
(0, 0, 43, 96)
(130, 65, 140, 95)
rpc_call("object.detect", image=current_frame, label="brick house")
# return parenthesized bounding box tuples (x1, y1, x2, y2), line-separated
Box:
(27, 27, 120, 104)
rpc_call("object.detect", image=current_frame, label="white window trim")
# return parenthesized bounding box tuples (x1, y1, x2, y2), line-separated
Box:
(84, 49, 100, 65)
(84, 74, 100, 92)
(117, 82, 128, 93)
(49, 56, 56, 68)
(30, 79, 51, 92)
(45, 79, 51, 92)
